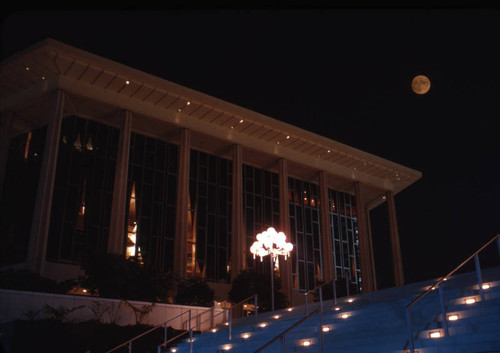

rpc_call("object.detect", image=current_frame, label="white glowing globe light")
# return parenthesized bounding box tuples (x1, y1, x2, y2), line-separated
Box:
(285, 243, 293, 252)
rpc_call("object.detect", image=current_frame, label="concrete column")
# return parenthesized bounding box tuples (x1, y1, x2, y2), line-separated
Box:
(354, 182, 375, 292)
(173, 128, 190, 279)
(0, 113, 14, 197)
(278, 159, 293, 303)
(107, 110, 132, 254)
(387, 191, 405, 286)
(231, 144, 244, 280)
(26, 90, 65, 275)
(319, 171, 334, 283)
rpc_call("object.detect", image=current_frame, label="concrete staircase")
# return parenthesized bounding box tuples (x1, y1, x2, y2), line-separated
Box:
(166, 267, 500, 353)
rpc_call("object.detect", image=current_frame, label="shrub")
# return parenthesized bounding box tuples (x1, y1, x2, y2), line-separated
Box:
(228, 269, 287, 312)
(78, 251, 174, 303)
(174, 277, 214, 307)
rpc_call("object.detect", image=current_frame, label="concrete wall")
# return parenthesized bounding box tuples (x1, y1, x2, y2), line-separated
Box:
(0, 289, 226, 331)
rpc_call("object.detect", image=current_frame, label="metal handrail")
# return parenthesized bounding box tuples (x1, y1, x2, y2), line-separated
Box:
(302, 279, 337, 314)
(227, 294, 258, 340)
(254, 308, 324, 353)
(406, 234, 500, 353)
(157, 329, 189, 352)
(105, 309, 191, 353)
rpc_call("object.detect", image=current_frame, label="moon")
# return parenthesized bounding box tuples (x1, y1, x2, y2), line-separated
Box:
(412, 75, 431, 94)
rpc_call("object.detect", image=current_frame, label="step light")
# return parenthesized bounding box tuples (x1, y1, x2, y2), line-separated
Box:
(333, 307, 341, 311)
(241, 333, 251, 340)
(211, 328, 217, 333)
(258, 322, 268, 328)
(347, 298, 354, 303)
(465, 298, 476, 305)
(341, 313, 349, 319)
(447, 314, 459, 321)
(429, 331, 442, 338)
(286, 307, 293, 312)
(482, 283, 490, 290)
(302, 339, 312, 347)
(170, 348, 177, 353)
(273, 314, 281, 319)
(222, 344, 232, 350)
(322, 326, 330, 332)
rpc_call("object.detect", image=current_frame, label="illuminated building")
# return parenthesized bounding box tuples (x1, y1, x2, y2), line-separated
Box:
(0, 39, 421, 302)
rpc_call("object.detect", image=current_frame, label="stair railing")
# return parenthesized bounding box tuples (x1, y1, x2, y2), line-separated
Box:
(302, 279, 336, 315)
(254, 307, 324, 353)
(227, 294, 258, 340)
(406, 233, 500, 353)
(105, 309, 191, 353)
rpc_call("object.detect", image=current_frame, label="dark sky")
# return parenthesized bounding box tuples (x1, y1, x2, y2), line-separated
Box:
(1, 9, 499, 288)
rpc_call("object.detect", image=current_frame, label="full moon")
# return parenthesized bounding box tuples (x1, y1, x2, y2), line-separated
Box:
(411, 75, 431, 94)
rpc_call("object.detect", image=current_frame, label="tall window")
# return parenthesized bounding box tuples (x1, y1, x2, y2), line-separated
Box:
(47, 116, 118, 264)
(0, 126, 46, 265)
(125, 133, 178, 272)
(329, 189, 361, 293)
(188, 150, 232, 282)
(288, 177, 322, 291)
(243, 165, 280, 274)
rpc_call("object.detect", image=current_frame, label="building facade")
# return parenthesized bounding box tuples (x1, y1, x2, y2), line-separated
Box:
(0, 39, 421, 303)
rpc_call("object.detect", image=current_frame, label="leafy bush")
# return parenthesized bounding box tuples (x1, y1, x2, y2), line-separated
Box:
(0, 269, 75, 294)
(174, 277, 214, 307)
(78, 251, 174, 303)
(228, 269, 287, 312)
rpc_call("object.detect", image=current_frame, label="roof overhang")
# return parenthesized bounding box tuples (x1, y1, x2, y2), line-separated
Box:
(0, 38, 422, 209)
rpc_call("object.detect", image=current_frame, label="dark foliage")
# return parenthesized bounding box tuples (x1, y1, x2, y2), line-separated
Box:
(78, 251, 174, 303)
(0, 269, 75, 294)
(3, 319, 184, 353)
(174, 277, 214, 307)
(228, 269, 287, 312)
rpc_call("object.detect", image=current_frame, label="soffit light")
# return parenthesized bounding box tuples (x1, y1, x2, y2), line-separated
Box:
(250, 227, 293, 261)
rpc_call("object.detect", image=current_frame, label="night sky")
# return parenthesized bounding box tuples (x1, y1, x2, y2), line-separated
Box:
(1, 9, 499, 288)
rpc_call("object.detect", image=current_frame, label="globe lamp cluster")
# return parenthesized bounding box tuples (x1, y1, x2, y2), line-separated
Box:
(250, 227, 293, 262)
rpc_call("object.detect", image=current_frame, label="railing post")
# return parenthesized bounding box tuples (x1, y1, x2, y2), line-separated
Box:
(164, 322, 168, 344)
(305, 293, 308, 315)
(211, 306, 215, 330)
(345, 276, 350, 297)
(406, 308, 415, 353)
(318, 308, 324, 353)
(496, 235, 500, 257)
(332, 279, 337, 305)
(281, 335, 286, 353)
(474, 254, 485, 301)
(228, 308, 232, 340)
(189, 310, 193, 353)
(319, 287, 323, 313)
(128, 341, 132, 353)
(254, 295, 258, 326)
(438, 284, 449, 336)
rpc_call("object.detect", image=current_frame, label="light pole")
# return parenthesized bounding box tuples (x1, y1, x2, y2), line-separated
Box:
(250, 227, 293, 312)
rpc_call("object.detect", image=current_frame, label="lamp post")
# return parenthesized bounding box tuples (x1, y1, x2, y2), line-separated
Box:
(250, 227, 293, 312)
